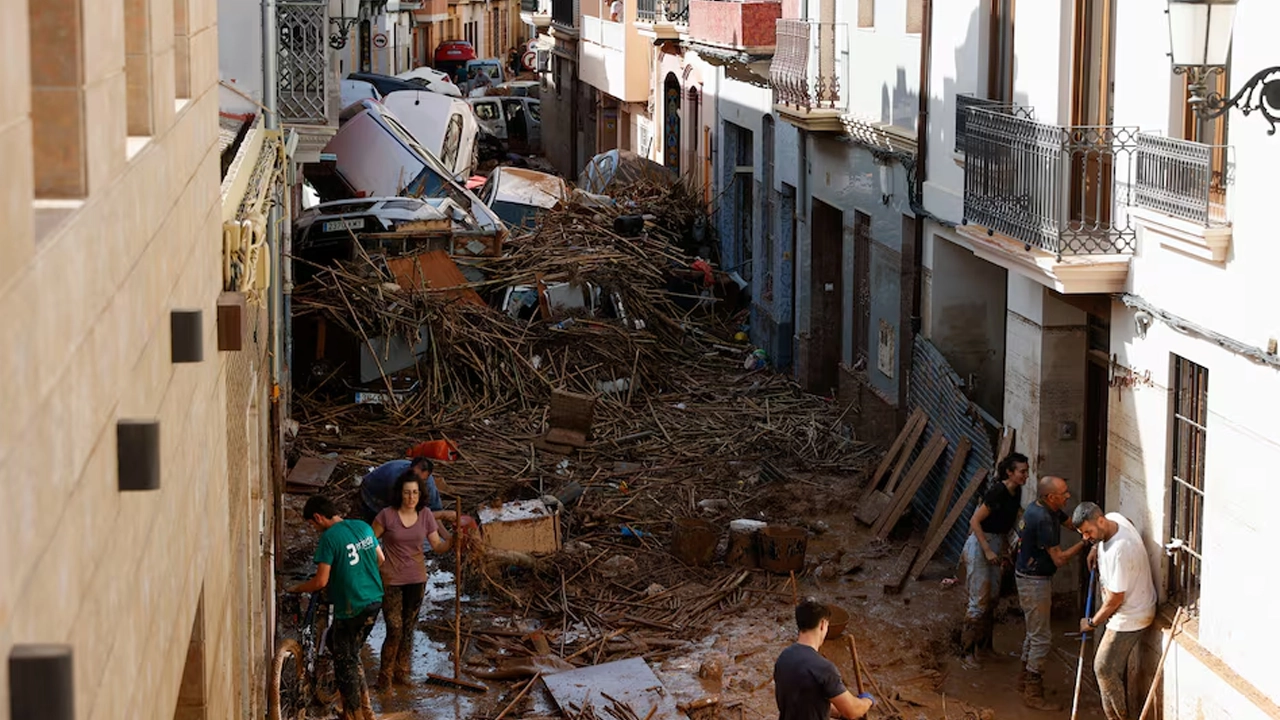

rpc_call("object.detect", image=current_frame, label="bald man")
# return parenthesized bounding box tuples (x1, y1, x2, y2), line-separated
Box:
(1013, 475, 1086, 710)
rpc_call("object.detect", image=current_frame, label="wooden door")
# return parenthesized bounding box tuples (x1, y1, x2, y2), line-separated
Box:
(807, 199, 843, 395)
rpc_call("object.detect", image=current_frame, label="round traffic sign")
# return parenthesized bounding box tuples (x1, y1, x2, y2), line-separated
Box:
(373, 33, 388, 49)
(521, 50, 537, 71)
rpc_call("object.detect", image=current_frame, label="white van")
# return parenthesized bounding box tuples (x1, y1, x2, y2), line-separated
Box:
(467, 96, 542, 155)
(381, 89, 479, 180)
(314, 102, 505, 235)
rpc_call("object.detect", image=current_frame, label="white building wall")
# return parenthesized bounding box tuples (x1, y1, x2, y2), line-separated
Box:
(1106, 0, 1280, 715)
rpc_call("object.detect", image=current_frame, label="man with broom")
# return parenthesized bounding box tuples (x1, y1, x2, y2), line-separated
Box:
(1073, 502, 1156, 720)
(774, 598, 874, 720)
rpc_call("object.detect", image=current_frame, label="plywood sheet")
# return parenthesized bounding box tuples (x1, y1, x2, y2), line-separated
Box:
(543, 658, 683, 720)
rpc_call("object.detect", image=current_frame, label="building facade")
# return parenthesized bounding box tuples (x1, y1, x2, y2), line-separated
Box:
(922, 0, 1280, 715)
(2, 0, 279, 716)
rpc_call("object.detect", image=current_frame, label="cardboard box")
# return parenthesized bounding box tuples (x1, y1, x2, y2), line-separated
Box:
(479, 500, 562, 555)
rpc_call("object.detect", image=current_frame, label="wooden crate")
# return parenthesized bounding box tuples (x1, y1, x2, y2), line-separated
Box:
(478, 500, 562, 555)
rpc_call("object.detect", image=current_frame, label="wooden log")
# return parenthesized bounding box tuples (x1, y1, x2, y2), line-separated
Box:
(908, 468, 990, 580)
(873, 434, 947, 539)
(921, 437, 971, 546)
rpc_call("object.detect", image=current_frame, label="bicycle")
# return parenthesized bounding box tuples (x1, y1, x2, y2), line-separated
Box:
(269, 591, 339, 720)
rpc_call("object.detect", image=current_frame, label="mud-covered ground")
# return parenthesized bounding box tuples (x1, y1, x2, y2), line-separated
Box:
(277, 473, 1109, 720)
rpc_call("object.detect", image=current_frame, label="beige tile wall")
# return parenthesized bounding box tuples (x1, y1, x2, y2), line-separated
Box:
(0, 0, 274, 715)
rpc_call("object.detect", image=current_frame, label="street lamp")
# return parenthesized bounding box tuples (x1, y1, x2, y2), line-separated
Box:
(329, 0, 360, 49)
(1167, 0, 1280, 134)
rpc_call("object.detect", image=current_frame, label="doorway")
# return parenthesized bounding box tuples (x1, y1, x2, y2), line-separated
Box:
(663, 74, 682, 172)
(1083, 312, 1110, 505)
(807, 199, 844, 395)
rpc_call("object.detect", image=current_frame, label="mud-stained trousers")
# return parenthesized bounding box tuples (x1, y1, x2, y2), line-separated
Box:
(379, 582, 427, 684)
(1094, 626, 1144, 720)
(331, 602, 382, 717)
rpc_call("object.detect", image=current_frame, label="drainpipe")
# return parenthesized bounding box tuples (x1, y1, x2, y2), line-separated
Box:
(900, 0, 931, 426)
(263, 0, 282, 393)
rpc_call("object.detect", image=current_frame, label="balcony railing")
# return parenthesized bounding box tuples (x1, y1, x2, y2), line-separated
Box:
(582, 14, 625, 49)
(1133, 134, 1230, 227)
(551, 0, 574, 27)
(962, 107, 1139, 256)
(637, 0, 688, 24)
(277, 0, 330, 125)
(521, 0, 537, 11)
(687, 0, 781, 51)
(955, 94, 1034, 153)
(770, 19, 847, 112)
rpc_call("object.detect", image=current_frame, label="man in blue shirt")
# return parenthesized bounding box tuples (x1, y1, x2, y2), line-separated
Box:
(359, 458, 454, 523)
(1014, 475, 1086, 710)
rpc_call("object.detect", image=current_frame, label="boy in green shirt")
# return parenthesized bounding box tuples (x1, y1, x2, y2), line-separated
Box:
(289, 495, 385, 720)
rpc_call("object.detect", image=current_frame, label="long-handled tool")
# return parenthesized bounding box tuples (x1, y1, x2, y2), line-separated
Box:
(1137, 606, 1187, 720)
(1070, 569, 1097, 720)
(427, 496, 489, 693)
(846, 635, 866, 696)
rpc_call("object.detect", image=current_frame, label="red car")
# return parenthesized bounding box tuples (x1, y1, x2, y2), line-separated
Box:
(434, 40, 477, 81)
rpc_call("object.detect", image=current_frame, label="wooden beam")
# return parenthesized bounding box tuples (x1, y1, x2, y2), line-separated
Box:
(921, 437, 971, 546)
(873, 434, 947, 539)
(883, 542, 922, 594)
(908, 469, 990, 580)
(866, 408, 925, 495)
(883, 414, 928, 495)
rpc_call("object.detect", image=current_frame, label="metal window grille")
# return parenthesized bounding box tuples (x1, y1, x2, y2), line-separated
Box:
(1168, 355, 1208, 611)
(277, 0, 330, 125)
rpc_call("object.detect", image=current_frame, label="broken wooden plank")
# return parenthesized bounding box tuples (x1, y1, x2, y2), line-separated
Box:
(854, 490, 894, 526)
(908, 468, 990, 580)
(995, 426, 1016, 466)
(873, 434, 947, 539)
(285, 456, 338, 494)
(883, 415, 928, 496)
(864, 408, 925, 498)
(883, 541, 922, 594)
(921, 437, 971, 547)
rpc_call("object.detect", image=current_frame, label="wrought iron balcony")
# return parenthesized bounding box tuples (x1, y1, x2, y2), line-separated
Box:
(687, 0, 781, 53)
(521, 0, 536, 10)
(1133, 134, 1230, 227)
(770, 19, 847, 132)
(962, 107, 1139, 257)
(955, 94, 1034, 153)
(551, 0, 575, 27)
(277, 0, 330, 126)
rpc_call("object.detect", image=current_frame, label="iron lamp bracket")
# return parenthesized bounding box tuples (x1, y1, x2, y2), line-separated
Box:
(1177, 65, 1280, 135)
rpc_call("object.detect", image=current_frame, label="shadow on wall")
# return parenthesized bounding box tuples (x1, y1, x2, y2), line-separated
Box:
(882, 66, 918, 131)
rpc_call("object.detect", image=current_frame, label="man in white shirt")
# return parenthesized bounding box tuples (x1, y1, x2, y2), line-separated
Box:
(610, 0, 623, 21)
(1072, 502, 1157, 720)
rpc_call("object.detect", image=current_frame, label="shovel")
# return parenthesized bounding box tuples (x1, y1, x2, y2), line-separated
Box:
(1070, 569, 1097, 720)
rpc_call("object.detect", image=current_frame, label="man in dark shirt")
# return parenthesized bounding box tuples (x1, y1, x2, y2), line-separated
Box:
(1014, 475, 1086, 710)
(359, 457, 452, 523)
(774, 599, 874, 720)
(960, 452, 1029, 668)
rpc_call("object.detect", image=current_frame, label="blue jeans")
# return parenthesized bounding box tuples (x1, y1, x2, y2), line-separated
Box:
(962, 532, 1006, 620)
(1016, 573, 1054, 673)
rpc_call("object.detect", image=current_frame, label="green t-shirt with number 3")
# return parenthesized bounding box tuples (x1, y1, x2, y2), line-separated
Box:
(315, 519, 385, 619)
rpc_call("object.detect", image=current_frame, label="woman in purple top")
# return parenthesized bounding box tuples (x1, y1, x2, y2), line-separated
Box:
(371, 472, 454, 688)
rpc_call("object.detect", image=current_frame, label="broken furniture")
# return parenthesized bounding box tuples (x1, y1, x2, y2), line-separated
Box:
(537, 388, 597, 453)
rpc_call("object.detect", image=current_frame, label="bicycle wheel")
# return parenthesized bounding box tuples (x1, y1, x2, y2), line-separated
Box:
(312, 605, 339, 707)
(268, 639, 307, 720)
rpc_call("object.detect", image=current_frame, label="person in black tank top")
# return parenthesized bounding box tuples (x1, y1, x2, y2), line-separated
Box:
(959, 452, 1029, 668)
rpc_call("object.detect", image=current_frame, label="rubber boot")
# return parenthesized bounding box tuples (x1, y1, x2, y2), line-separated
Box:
(1022, 671, 1063, 711)
(1016, 665, 1027, 693)
(978, 610, 996, 655)
(959, 619, 982, 670)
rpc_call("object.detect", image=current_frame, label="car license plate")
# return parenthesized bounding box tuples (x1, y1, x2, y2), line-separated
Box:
(322, 218, 365, 233)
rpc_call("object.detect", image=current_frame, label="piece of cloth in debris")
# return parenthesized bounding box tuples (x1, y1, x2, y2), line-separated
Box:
(1016, 574, 1053, 674)
(316, 519, 384, 619)
(360, 460, 443, 520)
(962, 532, 1006, 620)
(375, 506, 438, 586)
(1015, 501, 1067, 577)
(1094, 626, 1144, 720)
(773, 643, 846, 720)
(331, 601, 381, 714)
